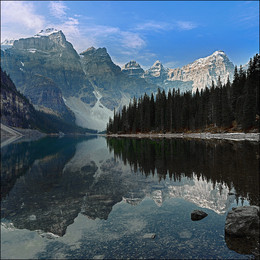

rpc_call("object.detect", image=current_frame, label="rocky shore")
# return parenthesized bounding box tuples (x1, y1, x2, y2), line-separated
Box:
(107, 132, 260, 142)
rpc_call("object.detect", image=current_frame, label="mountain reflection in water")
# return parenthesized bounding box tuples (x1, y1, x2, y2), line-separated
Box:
(1, 136, 259, 259)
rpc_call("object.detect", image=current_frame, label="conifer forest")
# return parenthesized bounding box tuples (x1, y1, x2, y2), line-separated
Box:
(107, 54, 259, 134)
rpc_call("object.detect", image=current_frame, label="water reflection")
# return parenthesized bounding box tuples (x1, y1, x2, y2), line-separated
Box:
(107, 138, 259, 206)
(1, 136, 259, 259)
(1, 136, 97, 236)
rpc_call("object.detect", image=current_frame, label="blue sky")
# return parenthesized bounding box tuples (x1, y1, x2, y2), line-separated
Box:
(1, 1, 259, 69)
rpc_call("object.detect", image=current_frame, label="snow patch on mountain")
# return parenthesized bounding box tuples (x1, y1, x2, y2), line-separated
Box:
(34, 28, 60, 37)
(1, 39, 15, 46)
(64, 95, 113, 132)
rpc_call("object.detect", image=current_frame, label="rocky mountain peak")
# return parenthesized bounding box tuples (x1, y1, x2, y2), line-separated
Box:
(152, 60, 163, 67)
(121, 60, 144, 78)
(80, 47, 108, 56)
(145, 60, 167, 79)
(80, 47, 112, 68)
(122, 60, 141, 69)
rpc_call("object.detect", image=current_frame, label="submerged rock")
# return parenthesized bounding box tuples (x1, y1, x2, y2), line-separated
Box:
(179, 230, 192, 239)
(143, 233, 156, 239)
(191, 210, 208, 221)
(225, 206, 259, 237)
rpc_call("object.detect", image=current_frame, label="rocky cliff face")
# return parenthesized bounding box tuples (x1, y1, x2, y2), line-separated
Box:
(0, 69, 37, 128)
(63, 46, 157, 130)
(23, 74, 75, 121)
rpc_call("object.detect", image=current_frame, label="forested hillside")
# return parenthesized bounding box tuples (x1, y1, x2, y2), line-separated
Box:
(107, 54, 259, 133)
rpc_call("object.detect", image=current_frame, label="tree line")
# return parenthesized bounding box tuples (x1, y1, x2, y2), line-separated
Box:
(107, 54, 259, 133)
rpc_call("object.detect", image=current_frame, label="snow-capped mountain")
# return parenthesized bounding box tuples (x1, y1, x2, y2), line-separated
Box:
(122, 51, 235, 93)
(167, 50, 235, 92)
(1, 28, 238, 131)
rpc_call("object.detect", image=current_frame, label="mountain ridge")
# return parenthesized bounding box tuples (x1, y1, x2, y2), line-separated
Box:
(1, 29, 238, 131)
(121, 49, 235, 93)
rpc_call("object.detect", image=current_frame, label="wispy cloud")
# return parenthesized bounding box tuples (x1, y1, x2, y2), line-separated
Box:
(1, 1, 45, 40)
(232, 1, 259, 28)
(176, 21, 197, 31)
(135, 19, 197, 32)
(1, 1, 45, 31)
(49, 1, 68, 19)
(120, 31, 146, 49)
(135, 21, 171, 31)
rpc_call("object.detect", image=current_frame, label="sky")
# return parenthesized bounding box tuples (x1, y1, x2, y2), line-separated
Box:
(1, 1, 259, 69)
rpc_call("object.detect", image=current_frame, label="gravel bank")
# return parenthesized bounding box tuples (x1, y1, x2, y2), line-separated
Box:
(107, 132, 260, 142)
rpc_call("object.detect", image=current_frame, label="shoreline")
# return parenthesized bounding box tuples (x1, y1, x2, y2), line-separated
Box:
(106, 132, 260, 142)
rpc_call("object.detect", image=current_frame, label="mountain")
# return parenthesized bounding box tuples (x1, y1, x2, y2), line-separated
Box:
(144, 60, 168, 83)
(121, 60, 145, 78)
(122, 50, 235, 93)
(1, 68, 37, 128)
(1, 29, 235, 131)
(167, 50, 235, 92)
(1, 39, 14, 51)
(0, 68, 95, 134)
(1, 29, 157, 131)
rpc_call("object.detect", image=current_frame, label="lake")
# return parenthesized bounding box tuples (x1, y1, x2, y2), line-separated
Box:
(1, 136, 259, 259)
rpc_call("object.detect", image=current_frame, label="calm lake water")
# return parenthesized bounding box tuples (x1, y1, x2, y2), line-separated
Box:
(1, 136, 259, 259)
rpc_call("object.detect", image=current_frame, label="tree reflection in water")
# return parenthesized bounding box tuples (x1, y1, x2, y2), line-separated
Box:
(107, 138, 259, 206)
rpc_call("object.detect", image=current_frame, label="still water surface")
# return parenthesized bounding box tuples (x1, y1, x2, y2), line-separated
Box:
(1, 136, 259, 259)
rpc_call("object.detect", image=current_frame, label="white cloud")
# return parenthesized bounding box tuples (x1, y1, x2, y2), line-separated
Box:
(135, 21, 170, 31)
(49, 1, 68, 19)
(1, 1, 45, 39)
(176, 21, 197, 30)
(120, 31, 146, 49)
(135, 20, 197, 32)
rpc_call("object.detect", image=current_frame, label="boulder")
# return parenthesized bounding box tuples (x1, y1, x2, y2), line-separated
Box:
(225, 206, 259, 238)
(191, 210, 208, 221)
